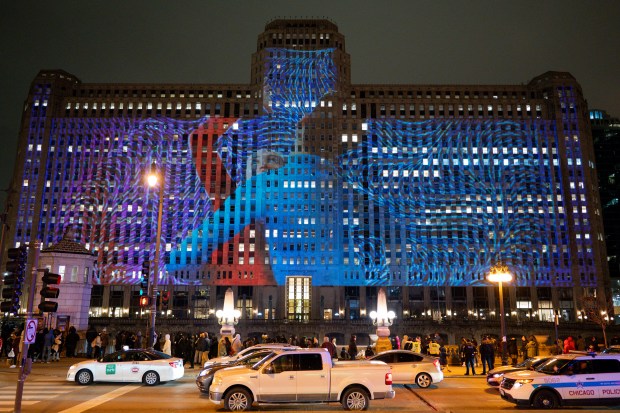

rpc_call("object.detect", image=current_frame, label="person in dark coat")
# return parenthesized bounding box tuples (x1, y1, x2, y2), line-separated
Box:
(65, 326, 80, 357)
(462, 340, 477, 375)
(507, 337, 518, 365)
(85, 326, 98, 358)
(347, 335, 358, 360)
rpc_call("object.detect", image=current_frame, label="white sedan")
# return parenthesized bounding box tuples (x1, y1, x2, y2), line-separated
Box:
(369, 350, 443, 388)
(67, 348, 184, 386)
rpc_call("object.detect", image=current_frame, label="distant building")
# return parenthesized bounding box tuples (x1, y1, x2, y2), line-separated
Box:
(590, 109, 620, 322)
(2, 19, 611, 328)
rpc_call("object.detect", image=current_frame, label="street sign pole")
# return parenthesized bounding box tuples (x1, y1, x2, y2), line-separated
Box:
(14, 240, 39, 413)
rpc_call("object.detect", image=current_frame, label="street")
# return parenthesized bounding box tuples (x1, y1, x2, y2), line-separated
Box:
(0, 358, 614, 412)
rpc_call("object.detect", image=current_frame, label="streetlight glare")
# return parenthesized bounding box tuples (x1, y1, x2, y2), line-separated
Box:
(487, 272, 513, 283)
(147, 173, 158, 187)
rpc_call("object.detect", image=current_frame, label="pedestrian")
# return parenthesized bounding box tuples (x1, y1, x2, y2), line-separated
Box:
(162, 334, 172, 355)
(428, 340, 440, 356)
(65, 326, 80, 357)
(100, 328, 109, 356)
(563, 336, 575, 354)
(85, 325, 98, 358)
(462, 340, 477, 375)
(232, 334, 242, 355)
(224, 337, 232, 356)
(50, 329, 62, 361)
(364, 345, 374, 358)
(8, 330, 19, 368)
(412, 336, 422, 353)
(321, 336, 337, 359)
(135, 331, 143, 349)
(42, 328, 53, 363)
(347, 335, 358, 360)
(91, 333, 102, 359)
(195, 333, 207, 366)
(479, 336, 495, 374)
(508, 337, 518, 365)
(439, 344, 450, 372)
(402, 335, 413, 351)
(575, 335, 586, 351)
(340, 347, 349, 360)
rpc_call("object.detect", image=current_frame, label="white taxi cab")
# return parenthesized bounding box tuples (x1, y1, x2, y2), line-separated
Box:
(499, 352, 620, 408)
(67, 348, 184, 386)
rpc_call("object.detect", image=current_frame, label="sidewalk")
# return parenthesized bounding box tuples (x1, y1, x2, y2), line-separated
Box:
(441, 364, 489, 378)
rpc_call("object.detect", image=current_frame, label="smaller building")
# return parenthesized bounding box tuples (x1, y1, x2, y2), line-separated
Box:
(38, 229, 95, 331)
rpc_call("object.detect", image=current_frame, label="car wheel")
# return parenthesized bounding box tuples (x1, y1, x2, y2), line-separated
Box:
(224, 387, 253, 411)
(143, 370, 160, 386)
(415, 372, 432, 388)
(532, 389, 559, 409)
(76, 369, 93, 385)
(341, 387, 369, 411)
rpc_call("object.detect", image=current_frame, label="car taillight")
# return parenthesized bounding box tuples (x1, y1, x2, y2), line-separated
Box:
(385, 372, 393, 385)
(433, 359, 440, 370)
(169, 361, 178, 368)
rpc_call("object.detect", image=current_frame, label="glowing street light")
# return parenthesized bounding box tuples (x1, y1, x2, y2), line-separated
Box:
(146, 162, 165, 348)
(488, 262, 513, 365)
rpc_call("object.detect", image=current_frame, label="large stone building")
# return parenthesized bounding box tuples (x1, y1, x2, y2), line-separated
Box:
(2, 19, 612, 338)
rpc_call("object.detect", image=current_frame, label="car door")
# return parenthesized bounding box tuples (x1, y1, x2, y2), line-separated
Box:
(122, 351, 148, 382)
(396, 352, 424, 383)
(258, 354, 297, 402)
(99, 351, 128, 382)
(558, 360, 599, 401)
(374, 353, 404, 382)
(296, 354, 329, 402)
(592, 358, 620, 401)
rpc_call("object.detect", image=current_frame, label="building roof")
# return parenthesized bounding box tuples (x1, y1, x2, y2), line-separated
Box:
(41, 228, 94, 256)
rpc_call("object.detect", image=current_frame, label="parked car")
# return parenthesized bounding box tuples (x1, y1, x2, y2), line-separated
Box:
(602, 345, 620, 354)
(67, 348, 184, 386)
(368, 349, 443, 388)
(204, 343, 299, 367)
(486, 356, 551, 387)
(209, 348, 395, 411)
(196, 349, 276, 393)
(499, 353, 620, 408)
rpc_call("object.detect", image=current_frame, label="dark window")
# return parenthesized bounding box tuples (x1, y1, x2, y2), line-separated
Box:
(593, 359, 620, 373)
(396, 352, 422, 363)
(299, 354, 323, 371)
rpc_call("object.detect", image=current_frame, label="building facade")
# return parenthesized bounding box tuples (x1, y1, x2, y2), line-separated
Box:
(3, 19, 611, 332)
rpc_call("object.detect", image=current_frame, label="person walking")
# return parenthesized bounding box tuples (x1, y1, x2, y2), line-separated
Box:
(231, 334, 243, 355)
(100, 328, 110, 356)
(51, 330, 62, 361)
(563, 336, 575, 354)
(507, 337, 518, 365)
(195, 333, 207, 366)
(85, 325, 98, 358)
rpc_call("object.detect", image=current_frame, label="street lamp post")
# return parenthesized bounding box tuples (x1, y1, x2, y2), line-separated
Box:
(488, 263, 512, 366)
(147, 164, 165, 348)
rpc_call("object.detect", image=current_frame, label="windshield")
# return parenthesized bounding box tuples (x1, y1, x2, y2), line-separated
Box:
(516, 358, 535, 368)
(536, 358, 571, 374)
(250, 352, 278, 370)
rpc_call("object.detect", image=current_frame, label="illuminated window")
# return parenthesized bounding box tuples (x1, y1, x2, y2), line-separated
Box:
(286, 276, 311, 321)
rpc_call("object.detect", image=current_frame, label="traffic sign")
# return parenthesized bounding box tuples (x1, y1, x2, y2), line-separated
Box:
(24, 319, 38, 344)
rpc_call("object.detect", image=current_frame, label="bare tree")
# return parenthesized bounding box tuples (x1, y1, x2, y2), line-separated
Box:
(581, 295, 613, 348)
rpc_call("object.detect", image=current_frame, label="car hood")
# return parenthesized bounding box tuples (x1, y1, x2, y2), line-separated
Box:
(503, 370, 547, 380)
(488, 365, 524, 375)
(214, 365, 253, 379)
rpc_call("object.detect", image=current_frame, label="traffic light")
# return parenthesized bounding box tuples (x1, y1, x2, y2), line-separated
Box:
(38, 269, 61, 313)
(139, 295, 150, 307)
(140, 260, 150, 295)
(1, 246, 27, 314)
(161, 291, 170, 309)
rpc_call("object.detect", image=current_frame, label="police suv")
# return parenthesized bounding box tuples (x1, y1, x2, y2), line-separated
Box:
(499, 352, 620, 408)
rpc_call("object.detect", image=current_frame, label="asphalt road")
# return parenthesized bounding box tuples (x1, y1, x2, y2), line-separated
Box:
(0, 358, 614, 412)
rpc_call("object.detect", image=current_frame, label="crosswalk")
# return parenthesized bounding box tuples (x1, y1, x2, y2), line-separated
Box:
(0, 380, 74, 412)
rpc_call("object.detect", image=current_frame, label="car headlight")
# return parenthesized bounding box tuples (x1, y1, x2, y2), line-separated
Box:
(199, 369, 210, 377)
(212, 375, 223, 386)
(492, 373, 503, 378)
(513, 379, 533, 388)
(69, 365, 76, 370)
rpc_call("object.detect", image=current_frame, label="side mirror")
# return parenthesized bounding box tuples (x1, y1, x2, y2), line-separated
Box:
(263, 365, 274, 374)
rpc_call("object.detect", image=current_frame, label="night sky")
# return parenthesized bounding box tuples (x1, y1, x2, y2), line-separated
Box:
(1, 1, 619, 206)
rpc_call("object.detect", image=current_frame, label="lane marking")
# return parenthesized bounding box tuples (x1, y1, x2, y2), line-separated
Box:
(58, 385, 140, 413)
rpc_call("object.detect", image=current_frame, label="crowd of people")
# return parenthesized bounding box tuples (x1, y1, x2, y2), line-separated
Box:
(2, 321, 618, 373)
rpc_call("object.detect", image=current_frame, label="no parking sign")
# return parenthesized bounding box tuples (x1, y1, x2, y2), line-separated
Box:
(24, 319, 38, 344)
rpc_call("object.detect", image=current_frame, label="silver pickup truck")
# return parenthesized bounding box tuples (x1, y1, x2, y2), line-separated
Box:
(209, 348, 395, 411)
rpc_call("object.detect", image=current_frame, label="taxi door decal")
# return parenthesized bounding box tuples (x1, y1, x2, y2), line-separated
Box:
(106, 364, 116, 375)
